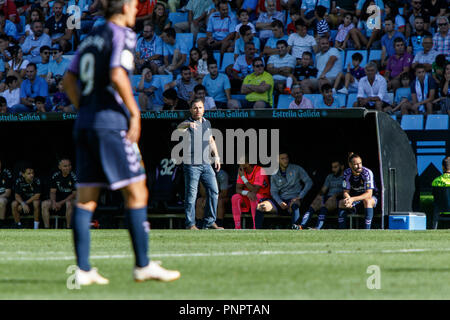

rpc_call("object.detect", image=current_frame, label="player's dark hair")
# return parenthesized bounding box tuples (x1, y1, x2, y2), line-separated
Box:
(239, 24, 252, 36)
(276, 39, 288, 47)
(443, 156, 450, 172)
(316, 5, 327, 18)
(348, 152, 361, 163)
(190, 98, 204, 108)
(271, 19, 283, 29)
(344, 12, 353, 20)
(194, 84, 206, 93)
(414, 15, 424, 22)
(352, 52, 363, 62)
(21, 162, 34, 173)
(321, 83, 332, 92)
(58, 157, 71, 165)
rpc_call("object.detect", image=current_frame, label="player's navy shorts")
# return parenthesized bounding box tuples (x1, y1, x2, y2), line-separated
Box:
(351, 196, 378, 209)
(73, 128, 146, 190)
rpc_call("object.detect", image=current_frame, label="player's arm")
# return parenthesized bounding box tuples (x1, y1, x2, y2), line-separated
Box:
(349, 189, 373, 202)
(49, 188, 57, 207)
(317, 185, 328, 197)
(209, 136, 220, 171)
(0, 189, 11, 199)
(110, 67, 142, 143)
(62, 71, 80, 109)
(26, 193, 40, 203)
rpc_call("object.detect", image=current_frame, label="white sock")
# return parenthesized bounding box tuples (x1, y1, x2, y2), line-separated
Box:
(34, 221, 39, 229)
(286, 77, 293, 89)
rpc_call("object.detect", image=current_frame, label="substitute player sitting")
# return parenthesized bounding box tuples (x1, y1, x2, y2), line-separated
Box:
(338, 153, 379, 229)
(258, 151, 313, 230)
(231, 154, 271, 229)
(41, 158, 77, 229)
(62, 0, 180, 286)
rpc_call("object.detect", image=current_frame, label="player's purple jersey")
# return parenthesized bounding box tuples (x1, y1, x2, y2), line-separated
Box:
(342, 167, 378, 196)
(68, 22, 136, 130)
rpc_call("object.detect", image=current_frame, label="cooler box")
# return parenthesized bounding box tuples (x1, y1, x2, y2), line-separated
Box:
(389, 212, 426, 230)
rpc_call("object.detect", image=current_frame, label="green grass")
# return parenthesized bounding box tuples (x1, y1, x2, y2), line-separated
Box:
(0, 229, 449, 300)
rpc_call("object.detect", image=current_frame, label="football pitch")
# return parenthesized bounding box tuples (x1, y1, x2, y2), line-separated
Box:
(0, 229, 449, 300)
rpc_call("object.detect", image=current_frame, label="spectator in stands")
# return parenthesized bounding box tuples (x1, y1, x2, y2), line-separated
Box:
(0, 159, 12, 228)
(437, 62, 450, 115)
(424, 0, 448, 28)
(288, 84, 313, 109)
(334, 12, 355, 50)
(231, 153, 271, 229)
(235, 9, 256, 40)
(21, 20, 52, 64)
(0, 33, 11, 62)
(306, 159, 344, 229)
(314, 5, 330, 39)
(407, 16, 432, 56)
(36, 45, 50, 77)
(257, 151, 313, 229)
(433, 16, 450, 58)
(263, 19, 288, 57)
(12, 63, 48, 113)
(162, 88, 190, 110)
(381, 17, 407, 68)
(135, 0, 156, 32)
(286, 7, 300, 35)
(401, 64, 437, 114)
(385, 37, 413, 92)
(46, 44, 70, 91)
(226, 42, 258, 93)
(328, 0, 357, 29)
(176, 98, 223, 230)
(197, 49, 210, 78)
(286, 51, 318, 94)
(195, 169, 229, 228)
(188, 48, 203, 82)
(338, 153, 378, 229)
(44, 0, 73, 52)
(432, 156, 450, 187)
(5, 45, 28, 82)
(0, 10, 17, 41)
(316, 83, 342, 108)
(197, 1, 236, 60)
(31, 0, 52, 18)
(202, 59, 236, 109)
(356, 1, 381, 50)
(315, 36, 343, 92)
(52, 78, 73, 112)
(167, 0, 182, 13)
(407, 0, 430, 35)
(11, 164, 41, 229)
(0, 96, 6, 112)
(432, 54, 449, 84)
(159, 27, 188, 75)
(165, 66, 198, 102)
(287, 19, 318, 61)
(234, 25, 261, 59)
(0, 0, 19, 25)
(0, 75, 20, 108)
(301, 0, 326, 27)
(241, 57, 274, 108)
(136, 68, 156, 111)
(41, 158, 77, 229)
(135, 22, 163, 75)
(255, 0, 284, 43)
(33, 95, 46, 112)
(193, 84, 216, 110)
(355, 61, 391, 111)
(150, 2, 171, 36)
(412, 35, 439, 73)
(240, 0, 259, 21)
(333, 52, 365, 95)
(384, 1, 406, 35)
(23, 8, 45, 38)
(267, 39, 296, 94)
(391, 73, 412, 114)
(174, 0, 213, 46)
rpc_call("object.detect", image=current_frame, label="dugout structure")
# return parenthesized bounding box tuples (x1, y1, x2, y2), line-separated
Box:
(0, 109, 418, 229)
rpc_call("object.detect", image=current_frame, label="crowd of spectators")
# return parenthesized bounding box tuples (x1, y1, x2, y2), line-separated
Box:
(0, 0, 448, 115)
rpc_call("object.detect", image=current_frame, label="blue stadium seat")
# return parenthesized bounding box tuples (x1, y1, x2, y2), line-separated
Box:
(401, 115, 424, 130)
(335, 93, 346, 107)
(62, 55, 75, 63)
(368, 50, 382, 62)
(220, 52, 235, 72)
(330, 30, 338, 42)
(346, 93, 358, 108)
(169, 12, 188, 25)
(176, 33, 194, 51)
(131, 75, 142, 90)
(231, 94, 246, 101)
(387, 92, 394, 104)
(154, 75, 173, 90)
(304, 94, 320, 106)
(425, 115, 449, 130)
(196, 32, 207, 42)
(213, 51, 220, 66)
(391, 114, 397, 121)
(344, 50, 368, 68)
(277, 94, 294, 109)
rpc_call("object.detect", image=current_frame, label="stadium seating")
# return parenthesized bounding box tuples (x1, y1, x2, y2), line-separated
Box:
(220, 52, 235, 72)
(346, 93, 358, 108)
(176, 33, 194, 51)
(131, 75, 142, 90)
(344, 50, 368, 68)
(168, 12, 188, 25)
(304, 94, 319, 106)
(425, 115, 449, 130)
(400, 115, 424, 130)
(330, 30, 338, 42)
(277, 94, 294, 109)
(154, 74, 173, 90)
(335, 94, 346, 107)
(368, 50, 382, 62)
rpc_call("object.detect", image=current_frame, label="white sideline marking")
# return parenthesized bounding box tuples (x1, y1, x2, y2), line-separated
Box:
(1, 248, 450, 261)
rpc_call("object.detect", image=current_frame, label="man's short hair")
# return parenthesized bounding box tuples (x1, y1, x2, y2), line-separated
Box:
(384, 15, 395, 24)
(302, 51, 313, 59)
(436, 54, 448, 67)
(315, 5, 327, 18)
(190, 98, 204, 108)
(295, 19, 306, 28)
(394, 37, 404, 44)
(331, 158, 344, 165)
(321, 83, 332, 92)
(27, 63, 37, 70)
(180, 66, 190, 73)
(239, 24, 252, 36)
(414, 15, 424, 22)
(252, 57, 264, 66)
(276, 39, 288, 47)
(415, 63, 426, 71)
(194, 84, 206, 93)
(40, 45, 51, 53)
(443, 156, 450, 172)
(162, 27, 176, 39)
(365, 61, 378, 71)
(207, 58, 218, 68)
(351, 52, 363, 62)
(163, 88, 178, 100)
(271, 19, 284, 29)
(348, 152, 361, 163)
(237, 9, 248, 16)
(6, 75, 17, 85)
(244, 41, 255, 49)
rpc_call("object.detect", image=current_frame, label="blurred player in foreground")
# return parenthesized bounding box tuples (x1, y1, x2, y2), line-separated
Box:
(63, 0, 180, 286)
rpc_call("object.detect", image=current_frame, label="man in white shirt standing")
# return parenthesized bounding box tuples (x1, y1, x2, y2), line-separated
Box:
(355, 62, 391, 112)
(287, 19, 318, 60)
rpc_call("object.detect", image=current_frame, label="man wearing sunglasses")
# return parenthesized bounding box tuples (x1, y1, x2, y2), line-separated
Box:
(433, 16, 450, 59)
(241, 57, 274, 108)
(37, 45, 51, 78)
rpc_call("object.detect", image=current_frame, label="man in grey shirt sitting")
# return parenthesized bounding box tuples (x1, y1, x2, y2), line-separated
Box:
(306, 159, 344, 229)
(258, 151, 313, 229)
